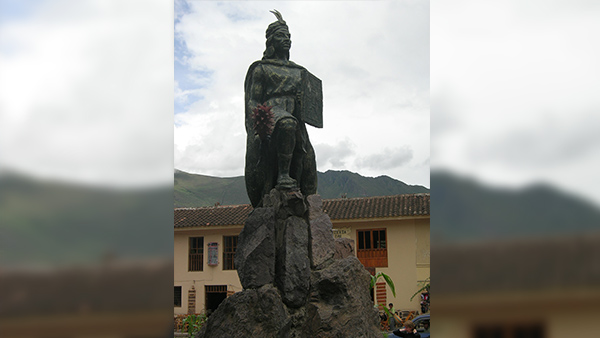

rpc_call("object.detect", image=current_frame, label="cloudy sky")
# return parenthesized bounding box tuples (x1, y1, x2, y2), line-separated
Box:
(174, 1, 430, 188)
(0, 0, 173, 187)
(2, 0, 600, 206)
(432, 0, 600, 205)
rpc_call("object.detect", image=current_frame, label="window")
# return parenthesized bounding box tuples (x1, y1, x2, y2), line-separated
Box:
(189, 237, 204, 271)
(358, 229, 386, 249)
(174, 286, 182, 307)
(223, 235, 238, 270)
(356, 229, 388, 267)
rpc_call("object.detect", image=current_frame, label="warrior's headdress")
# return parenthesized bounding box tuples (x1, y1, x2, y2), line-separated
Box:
(263, 10, 290, 60)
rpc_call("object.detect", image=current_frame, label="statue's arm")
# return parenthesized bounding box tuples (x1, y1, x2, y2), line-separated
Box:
(244, 63, 265, 134)
(247, 65, 264, 115)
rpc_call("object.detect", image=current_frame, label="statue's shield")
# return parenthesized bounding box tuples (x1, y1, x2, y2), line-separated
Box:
(300, 70, 323, 128)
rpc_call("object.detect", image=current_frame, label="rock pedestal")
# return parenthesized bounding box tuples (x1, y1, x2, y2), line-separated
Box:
(198, 190, 381, 338)
(235, 207, 277, 289)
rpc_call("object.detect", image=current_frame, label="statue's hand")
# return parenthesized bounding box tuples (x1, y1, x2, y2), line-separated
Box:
(251, 103, 274, 140)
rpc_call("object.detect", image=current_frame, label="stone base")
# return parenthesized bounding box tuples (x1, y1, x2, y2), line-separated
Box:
(197, 257, 381, 338)
(196, 285, 291, 338)
(200, 191, 379, 338)
(236, 189, 311, 308)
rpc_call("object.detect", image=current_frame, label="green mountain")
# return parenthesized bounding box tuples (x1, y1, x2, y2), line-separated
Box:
(317, 170, 429, 199)
(5, 169, 599, 267)
(174, 169, 248, 207)
(0, 172, 173, 269)
(174, 169, 430, 207)
(431, 170, 600, 243)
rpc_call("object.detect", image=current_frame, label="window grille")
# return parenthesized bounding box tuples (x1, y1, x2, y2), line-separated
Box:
(223, 236, 238, 270)
(189, 237, 204, 271)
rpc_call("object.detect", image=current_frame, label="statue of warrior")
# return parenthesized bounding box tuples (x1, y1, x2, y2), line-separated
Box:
(244, 10, 322, 207)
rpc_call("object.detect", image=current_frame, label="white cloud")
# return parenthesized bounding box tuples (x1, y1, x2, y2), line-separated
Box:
(356, 146, 414, 171)
(431, 0, 600, 205)
(0, 0, 173, 187)
(314, 139, 356, 169)
(174, 1, 430, 188)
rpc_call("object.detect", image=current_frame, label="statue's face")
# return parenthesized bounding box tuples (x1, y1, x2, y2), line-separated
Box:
(271, 28, 291, 53)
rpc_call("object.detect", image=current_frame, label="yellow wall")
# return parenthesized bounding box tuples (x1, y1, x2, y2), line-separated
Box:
(435, 289, 600, 338)
(174, 226, 243, 315)
(333, 216, 430, 312)
(174, 216, 430, 315)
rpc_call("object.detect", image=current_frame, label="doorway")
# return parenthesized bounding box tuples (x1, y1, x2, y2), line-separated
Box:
(205, 285, 227, 314)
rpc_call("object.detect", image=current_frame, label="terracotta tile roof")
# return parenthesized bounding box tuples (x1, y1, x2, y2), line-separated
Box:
(323, 194, 430, 220)
(174, 194, 430, 228)
(174, 204, 253, 228)
(433, 233, 600, 294)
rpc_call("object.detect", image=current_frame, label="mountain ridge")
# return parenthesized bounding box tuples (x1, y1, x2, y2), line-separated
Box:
(3, 169, 599, 268)
(174, 169, 430, 208)
(431, 170, 600, 243)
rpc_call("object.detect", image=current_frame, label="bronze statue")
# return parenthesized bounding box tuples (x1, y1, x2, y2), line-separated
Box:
(244, 10, 323, 207)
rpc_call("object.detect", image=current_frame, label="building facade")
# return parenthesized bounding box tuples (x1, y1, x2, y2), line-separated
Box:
(433, 234, 600, 338)
(174, 194, 430, 315)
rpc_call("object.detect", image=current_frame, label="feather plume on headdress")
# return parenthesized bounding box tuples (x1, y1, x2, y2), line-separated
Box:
(270, 10, 285, 24)
(265, 10, 289, 40)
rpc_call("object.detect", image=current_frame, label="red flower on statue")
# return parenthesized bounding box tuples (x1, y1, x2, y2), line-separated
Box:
(251, 103, 275, 141)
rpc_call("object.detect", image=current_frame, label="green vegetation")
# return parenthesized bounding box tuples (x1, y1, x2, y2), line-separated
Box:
(174, 169, 429, 208)
(432, 170, 600, 243)
(380, 304, 393, 319)
(175, 169, 248, 207)
(371, 272, 396, 333)
(317, 170, 428, 199)
(370, 271, 396, 298)
(410, 277, 430, 301)
(0, 172, 172, 268)
(181, 313, 207, 337)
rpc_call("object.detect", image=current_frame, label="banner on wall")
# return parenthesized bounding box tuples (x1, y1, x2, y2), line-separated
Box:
(208, 242, 218, 266)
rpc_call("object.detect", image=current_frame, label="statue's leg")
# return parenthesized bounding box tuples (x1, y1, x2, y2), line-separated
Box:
(290, 124, 305, 185)
(275, 118, 298, 189)
(245, 135, 263, 207)
(301, 141, 317, 195)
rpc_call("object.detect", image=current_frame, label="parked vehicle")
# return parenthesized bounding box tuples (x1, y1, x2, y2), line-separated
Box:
(388, 314, 430, 338)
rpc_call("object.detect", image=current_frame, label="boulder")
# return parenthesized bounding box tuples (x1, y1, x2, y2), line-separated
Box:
(264, 188, 308, 219)
(202, 192, 381, 338)
(307, 257, 382, 338)
(307, 194, 336, 270)
(306, 194, 325, 221)
(276, 215, 310, 308)
(196, 285, 291, 338)
(235, 208, 276, 289)
(333, 237, 355, 260)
